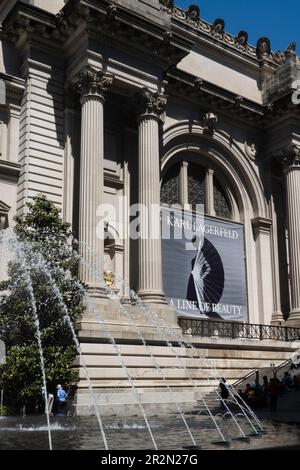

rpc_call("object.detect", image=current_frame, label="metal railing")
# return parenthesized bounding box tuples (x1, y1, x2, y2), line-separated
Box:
(179, 318, 300, 342)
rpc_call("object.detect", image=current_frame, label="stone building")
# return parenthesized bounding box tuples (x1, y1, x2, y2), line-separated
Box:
(0, 0, 300, 413)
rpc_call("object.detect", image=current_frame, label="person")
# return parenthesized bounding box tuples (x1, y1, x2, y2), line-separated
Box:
(219, 378, 229, 412)
(41, 386, 54, 415)
(261, 376, 269, 407)
(268, 378, 279, 414)
(282, 371, 293, 390)
(244, 383, 255, 404)
(56, 384, 68, 415)
(293, 375, 300, 391)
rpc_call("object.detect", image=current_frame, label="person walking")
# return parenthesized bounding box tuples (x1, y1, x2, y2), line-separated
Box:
(268, 378, 279, 414)
(219, 378, 229, 413)
(56, 384, 68, 415)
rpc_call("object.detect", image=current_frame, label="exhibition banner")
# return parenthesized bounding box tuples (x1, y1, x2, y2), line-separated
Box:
(161, 207, 247, 321)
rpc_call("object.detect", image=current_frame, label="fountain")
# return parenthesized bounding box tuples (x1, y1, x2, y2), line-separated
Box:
(2, 227, 299, 450)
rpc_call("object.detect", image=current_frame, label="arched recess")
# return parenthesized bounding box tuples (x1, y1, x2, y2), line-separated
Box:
(161, 122, 273, 325)
(104, 222, 124, 294)
(0, 201, 10, 229)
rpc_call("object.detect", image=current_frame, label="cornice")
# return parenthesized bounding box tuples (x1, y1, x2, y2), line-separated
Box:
(0, 159, 21, 180)
(62, 0, 193, 69)
(159, 1, 296, 69)
(166, 68, 266, 125)
(2, 1, 64, 56)
(2, 1, 194, 68)
(0, 72, 25, 104)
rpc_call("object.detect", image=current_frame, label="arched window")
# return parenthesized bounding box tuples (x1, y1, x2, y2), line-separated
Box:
(161, 161, 233, 220)
(160, 163, 180, 206)
(188, 163, 205, 211)
(214, 179, 231, 219)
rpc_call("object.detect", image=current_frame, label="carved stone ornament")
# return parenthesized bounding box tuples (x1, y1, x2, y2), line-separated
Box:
(194, 77, 203, 90)
(103, 271, 114, 288)
(284, 41, 297, 60)
(211, 19, 225, 39)
(203, 112, 218, 136)
(283, 145, 300, 169)
(76, 66, 113, 99)
(273, 50, 285, 65)
(235, 31, 248, 49)
(139, 88, 167, 117)
(245, 141, 258, 161)
(186, 5, 200, 22)
(160, 0, 174, 10)
(256, 37, 271, 60)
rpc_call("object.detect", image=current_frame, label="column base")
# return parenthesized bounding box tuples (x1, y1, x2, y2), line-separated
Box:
(143, 303, 179, 328)
(271, 311, 285, 325)
(137, 290, 167, 305)
(286, 309, 300, 328)
(86, 284, 107, 299)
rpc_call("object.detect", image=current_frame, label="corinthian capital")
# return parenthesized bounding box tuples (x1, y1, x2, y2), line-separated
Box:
(283, 144, 300, 169)
(77, 66, 113, 100)
(138, 88, 167, 118)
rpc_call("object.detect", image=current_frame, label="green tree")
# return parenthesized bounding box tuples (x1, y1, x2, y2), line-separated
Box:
(0, 195, 85, 410)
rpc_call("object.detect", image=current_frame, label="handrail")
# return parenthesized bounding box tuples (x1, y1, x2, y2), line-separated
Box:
(179, 318, 300, 342)
(232, 369, 259, 389)
(273, 358, 292, 376)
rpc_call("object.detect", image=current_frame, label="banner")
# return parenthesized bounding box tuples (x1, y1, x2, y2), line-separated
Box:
(161, 207, 247, 321)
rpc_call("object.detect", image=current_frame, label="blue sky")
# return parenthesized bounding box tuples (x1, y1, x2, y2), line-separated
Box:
(176, 0, 299, 52)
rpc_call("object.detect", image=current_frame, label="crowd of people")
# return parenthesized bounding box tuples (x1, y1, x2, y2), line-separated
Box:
(237, 369, 300, 412)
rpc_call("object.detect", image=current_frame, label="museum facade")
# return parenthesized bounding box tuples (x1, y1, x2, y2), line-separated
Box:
(1, 0, 300, 407)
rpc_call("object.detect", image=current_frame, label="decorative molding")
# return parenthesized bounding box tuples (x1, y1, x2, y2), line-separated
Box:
(0, 159, 21, 180)
(252, 217, 272, 236)
(166, 69, 270, 126)
(2, 1, 192, 68)
(203, 112, 218, 136)
(159, 1, 294, 67)
(245, 141, 258, 161)
(0, 200, 10, 213)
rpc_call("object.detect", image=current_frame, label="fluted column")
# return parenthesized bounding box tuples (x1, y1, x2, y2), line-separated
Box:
(285, 145, 300, 326)
(137, 88, 166, 303)
(77, 66, 113, 287)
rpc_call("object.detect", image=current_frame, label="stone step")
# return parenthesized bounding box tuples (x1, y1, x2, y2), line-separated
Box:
(78, 342, 294, 361)
(78, 366, 251, 380)
(76, 379, 219, 389)
(75, 354, 286, 370)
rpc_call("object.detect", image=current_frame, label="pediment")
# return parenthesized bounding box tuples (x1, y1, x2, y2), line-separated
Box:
(0, 201, 10, 213)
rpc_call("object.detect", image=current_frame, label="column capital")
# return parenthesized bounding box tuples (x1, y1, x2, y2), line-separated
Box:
(76, 66, 113, 102)
(137, 87, 167, 121)
(283, 144, 300, 171)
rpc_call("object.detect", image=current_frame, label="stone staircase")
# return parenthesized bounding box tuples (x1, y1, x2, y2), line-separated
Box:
(73, 303, 300, 415)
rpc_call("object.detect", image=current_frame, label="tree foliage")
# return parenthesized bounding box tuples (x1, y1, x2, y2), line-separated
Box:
(0, 195, 85, 408)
